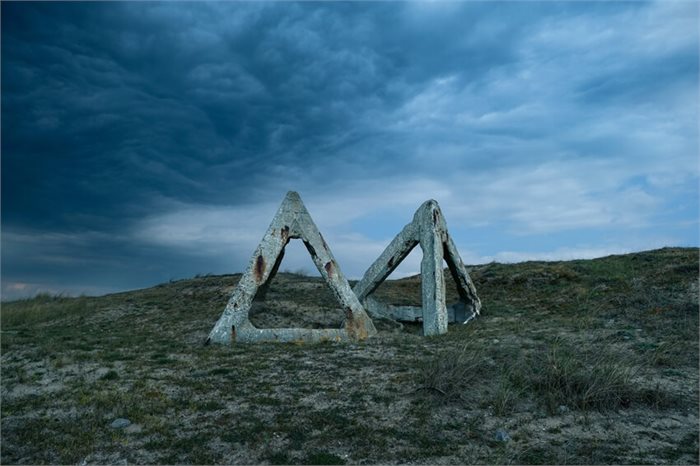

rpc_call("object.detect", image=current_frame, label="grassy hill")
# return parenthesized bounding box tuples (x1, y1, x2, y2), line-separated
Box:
(1, 247, 698, 464)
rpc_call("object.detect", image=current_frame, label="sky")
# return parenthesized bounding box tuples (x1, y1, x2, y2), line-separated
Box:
(2, 1, 698, 300)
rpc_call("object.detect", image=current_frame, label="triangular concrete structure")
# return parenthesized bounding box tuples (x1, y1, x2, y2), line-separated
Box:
(207, 191, 377, 344)
(352, 200, 481, 336)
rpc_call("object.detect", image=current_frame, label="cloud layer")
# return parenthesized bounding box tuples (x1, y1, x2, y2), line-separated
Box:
(2, 1, 698, 299)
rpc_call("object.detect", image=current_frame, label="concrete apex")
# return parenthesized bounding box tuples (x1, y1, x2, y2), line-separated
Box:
(284, 190, 302, 201)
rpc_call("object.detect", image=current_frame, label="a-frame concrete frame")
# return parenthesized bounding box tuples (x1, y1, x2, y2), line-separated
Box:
(352, 200, 482, 336)
(207, 191, 377, 345)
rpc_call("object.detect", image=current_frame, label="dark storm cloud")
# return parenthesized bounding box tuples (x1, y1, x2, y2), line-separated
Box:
(2, 1, 542, 229)
(2, 1, 697, 299)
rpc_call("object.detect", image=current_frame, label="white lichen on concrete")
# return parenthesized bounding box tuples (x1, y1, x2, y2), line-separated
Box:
(207, 191, 377, 345)
(353, 200, 482, 336)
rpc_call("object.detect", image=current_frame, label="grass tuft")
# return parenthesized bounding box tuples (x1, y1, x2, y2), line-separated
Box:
(100, 370, 120, 381)
(417, 343, 489, 402)
(304, 451, 346, 465)
(530, 338, 637, 412)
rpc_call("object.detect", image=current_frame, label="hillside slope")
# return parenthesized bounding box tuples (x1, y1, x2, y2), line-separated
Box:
(1, 247, 698, 464)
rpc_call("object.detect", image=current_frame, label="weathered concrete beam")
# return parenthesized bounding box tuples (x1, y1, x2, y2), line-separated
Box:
(418, 201, 447, 335)
(353, 199, 482, 336)
(364, 297, 475, 324)
(362, 297, 416, 322)
(353, 222, 418, 302)
(207, 191, 376, 345)
(443, 235, 482, 319)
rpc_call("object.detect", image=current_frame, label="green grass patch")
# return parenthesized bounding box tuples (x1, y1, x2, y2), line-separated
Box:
(304, 450, 346, 465)
(1, 294, 95, 327)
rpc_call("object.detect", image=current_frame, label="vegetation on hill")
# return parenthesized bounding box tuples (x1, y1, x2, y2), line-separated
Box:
(1, 247, 698, 464)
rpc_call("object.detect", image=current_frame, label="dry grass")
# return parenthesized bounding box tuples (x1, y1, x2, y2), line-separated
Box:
(417, 342, 489, 401)
(529, 338, 638, 412)
(0, 293, 94, 327)
(1, 247, 698, 465)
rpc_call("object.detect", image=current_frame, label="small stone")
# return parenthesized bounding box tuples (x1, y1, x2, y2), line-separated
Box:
(110, 418, 131, 429)
(558, 405, 570, 414)
(494, 429, 510, 442)
(124, 423, 142, 434)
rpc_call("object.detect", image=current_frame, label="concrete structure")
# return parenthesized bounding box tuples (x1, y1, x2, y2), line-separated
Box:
(207, 191, 377, 345)
(352, 200, 481, 336)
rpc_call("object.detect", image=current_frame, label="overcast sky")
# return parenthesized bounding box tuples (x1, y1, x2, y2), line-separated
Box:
(2, 1, 698, 300)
